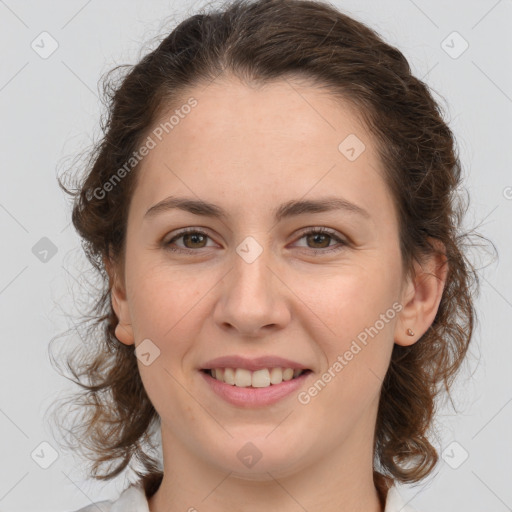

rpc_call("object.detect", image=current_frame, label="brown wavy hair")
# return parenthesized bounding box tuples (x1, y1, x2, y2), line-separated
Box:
(50, 0, 487, 502)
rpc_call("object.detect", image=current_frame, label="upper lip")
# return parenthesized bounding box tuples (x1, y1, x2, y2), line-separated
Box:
(201, 355, 310, 372)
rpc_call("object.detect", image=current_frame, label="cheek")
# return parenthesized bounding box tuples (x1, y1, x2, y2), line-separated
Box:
(291, 258, 399, 389)
(293, 259, 400, 334)
(126, 261, 209, 342)
(299, 272, 397, 422)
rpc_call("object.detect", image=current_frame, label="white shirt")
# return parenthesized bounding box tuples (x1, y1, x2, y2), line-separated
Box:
(71, 481, 419, 512)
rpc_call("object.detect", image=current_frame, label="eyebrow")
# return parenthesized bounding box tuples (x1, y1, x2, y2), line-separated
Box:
(144, 195, 371, 222)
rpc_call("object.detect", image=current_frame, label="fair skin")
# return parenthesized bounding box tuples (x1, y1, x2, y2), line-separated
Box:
(109, 75, 447, 512)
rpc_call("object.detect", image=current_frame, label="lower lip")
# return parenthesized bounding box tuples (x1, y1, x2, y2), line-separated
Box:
(200, 370, 311, 408)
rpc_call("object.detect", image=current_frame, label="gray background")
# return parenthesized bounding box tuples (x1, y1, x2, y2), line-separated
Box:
(0, 0, 511, 511)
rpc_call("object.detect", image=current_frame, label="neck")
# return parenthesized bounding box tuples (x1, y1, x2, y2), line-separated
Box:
(147, 423, 385, 512)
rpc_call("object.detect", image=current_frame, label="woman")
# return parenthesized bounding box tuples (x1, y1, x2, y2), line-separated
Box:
(53, 0, 481, 510)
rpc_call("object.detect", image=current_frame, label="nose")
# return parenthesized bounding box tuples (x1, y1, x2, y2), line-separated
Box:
(213, 244, 291, 338)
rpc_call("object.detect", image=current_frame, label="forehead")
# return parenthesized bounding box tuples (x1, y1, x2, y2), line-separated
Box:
(130, 76, 391, 225)
(157, 76, 369, 160)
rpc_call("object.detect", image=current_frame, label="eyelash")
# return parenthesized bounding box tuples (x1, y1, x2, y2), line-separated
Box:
(163, 227, 348, 256)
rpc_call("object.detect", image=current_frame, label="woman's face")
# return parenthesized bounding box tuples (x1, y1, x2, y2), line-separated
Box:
(112, 76, 417, 479)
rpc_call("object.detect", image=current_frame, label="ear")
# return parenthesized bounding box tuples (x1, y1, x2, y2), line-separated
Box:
(394, 238, 448, 346)
(104, 254, 135, 346)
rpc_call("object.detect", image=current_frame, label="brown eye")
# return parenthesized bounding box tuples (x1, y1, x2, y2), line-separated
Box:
(181, 232, 208, 249)
(165, 229, 214, 253)
(293, 228, 348, 254)
(305, 232, 332, 249)
(164, 227, 347, 255)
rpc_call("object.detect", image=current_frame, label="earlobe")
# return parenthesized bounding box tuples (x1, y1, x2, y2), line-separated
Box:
(114, 322, 135, 346)
(105, 255, 135, 346)
(111, 290, 135, 346)
(394, 239, 449, 347)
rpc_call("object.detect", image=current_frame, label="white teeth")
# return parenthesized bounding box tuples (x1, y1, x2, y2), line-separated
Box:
(223, 367, 235, 385)
(269, 367, 283, 384)
(234, 368, 252, 387)
(252, 369, 271, 388)
(208, 367, 305, 387)
(282, 368, 294, 381)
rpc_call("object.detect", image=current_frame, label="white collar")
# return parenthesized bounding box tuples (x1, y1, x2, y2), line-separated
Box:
(104, 481, 418, 512)
(384, 484, 418, 512)
(109, 482, 149, 512)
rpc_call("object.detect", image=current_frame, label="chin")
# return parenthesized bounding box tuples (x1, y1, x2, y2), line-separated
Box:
(205, 436, 311, 480)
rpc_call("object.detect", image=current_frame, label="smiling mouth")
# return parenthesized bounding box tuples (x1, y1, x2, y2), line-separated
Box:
(200, 367, 312, 388)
